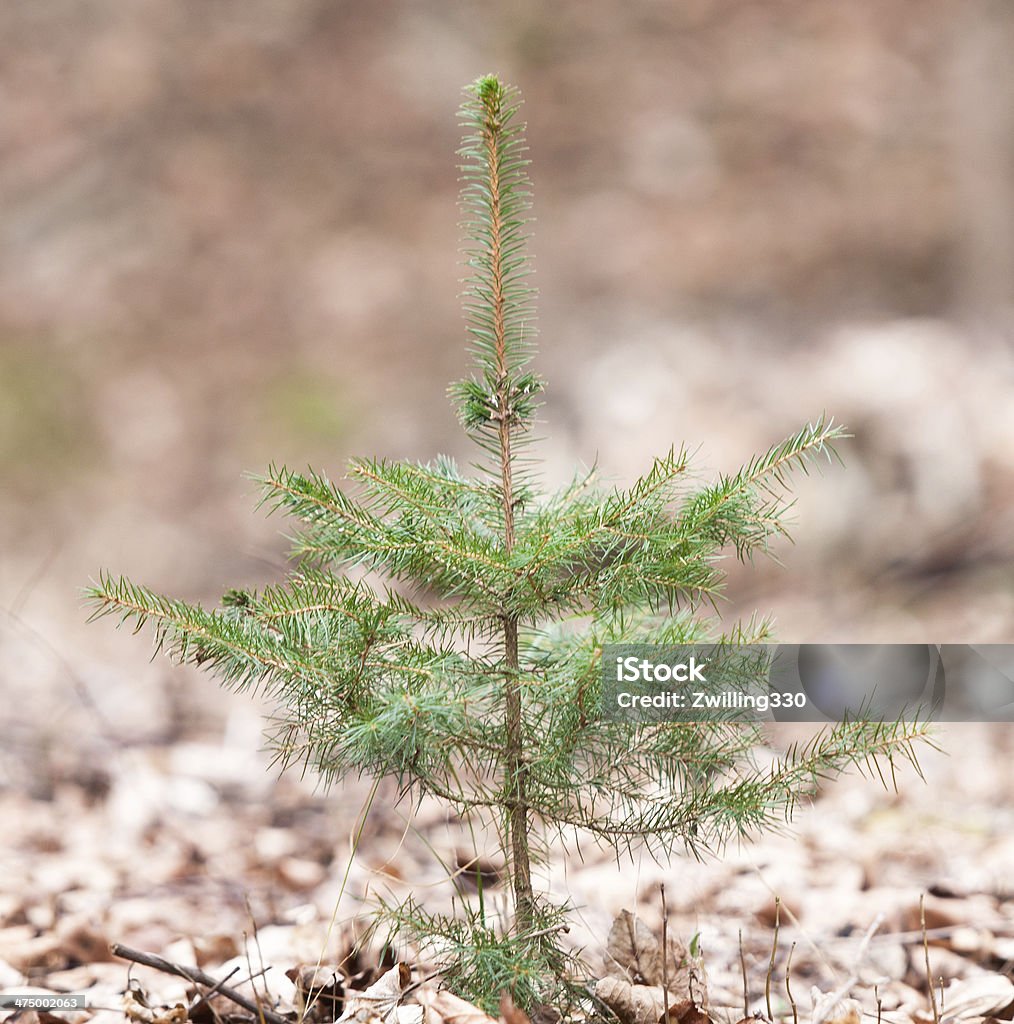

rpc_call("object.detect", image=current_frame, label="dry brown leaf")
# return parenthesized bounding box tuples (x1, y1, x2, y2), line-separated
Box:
(661, 998, 710, 1024)
(913, 975, 1014, 1022)
(56, 917, 112, 964)
(529, 1004, 561, 1024)
(0, 930, 63, 973)
(0, 956, 21, 988)
(188, 992, 234, 1024)
(604, 910, 707, 1006)
(339, 963, 412, 1024)
(528, 1003, 561, 1024)
(907, 946, 977, 987)
(412, 987, 444, 1024)
(857, 941, 907, 984)
(0, 925, 36, 955)
(192, 933, 240, 967)
(754, 895, 802, 929)
(946, 927, 992, 957)
(499, 992, 531, 1024)
(123, 988, 187, 1024)
(44, 962, 126, 990)
(596, 976, 666, 1024)
(898, 899, 960, 933)
(286, 963, 345, 1021)
(415, 988, 498, 1024)
(6, 1011, 72, 1024)
(596, 978, 710, 1024)
(606, 911, 664, 985)
(942, 927, 1014, 969)
(0, 915, 111, 974)
(810, 987, 861, 1024)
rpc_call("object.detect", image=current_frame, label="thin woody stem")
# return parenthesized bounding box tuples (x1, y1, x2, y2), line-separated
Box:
(478, 81, 535, 935)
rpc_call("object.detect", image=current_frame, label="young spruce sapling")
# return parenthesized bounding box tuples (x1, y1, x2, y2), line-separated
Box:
(88, 75, 931, 1010)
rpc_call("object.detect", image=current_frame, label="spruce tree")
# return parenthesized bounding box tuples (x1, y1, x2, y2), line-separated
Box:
(87, 76, 930, 1010)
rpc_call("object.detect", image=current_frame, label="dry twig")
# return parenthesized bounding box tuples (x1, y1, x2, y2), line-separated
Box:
(921, 896, 940, 1024)
(739, 930, 749, 1019)
(111, 943, 290, 1024)
(766, 898, 780, 1020)
(785, 941, 798, 1024)
(661, 884, 671, 1023)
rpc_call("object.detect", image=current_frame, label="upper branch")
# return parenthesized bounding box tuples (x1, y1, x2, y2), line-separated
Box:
(451, 75, 544, 476)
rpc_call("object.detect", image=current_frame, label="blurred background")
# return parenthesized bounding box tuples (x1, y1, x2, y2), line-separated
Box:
(0, 0, 1012, 984)
(4, 0, 1014, 645)
(5, 0, 1014, 643)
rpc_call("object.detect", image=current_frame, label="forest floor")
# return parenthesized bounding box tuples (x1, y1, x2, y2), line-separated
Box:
(0, 627, 1011, 1024)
